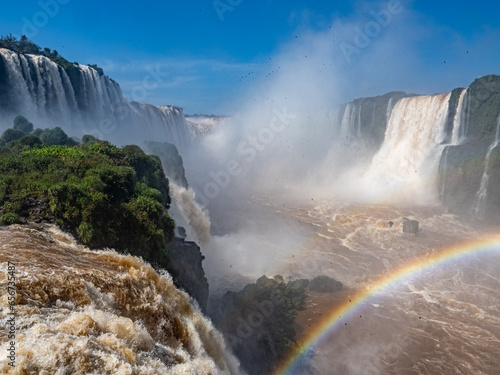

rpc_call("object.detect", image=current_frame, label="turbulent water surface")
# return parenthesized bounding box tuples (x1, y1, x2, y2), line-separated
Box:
(0, 224, 240, 374)
(265, 198, 500, 375)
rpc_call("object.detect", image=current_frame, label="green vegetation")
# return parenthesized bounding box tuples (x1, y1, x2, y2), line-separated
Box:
(82, 134, 100, 145)
(87, 64, 104, 76)
(0, 128, 25, 144)
(13, 115, 34, 134)
(145, 141, 189, 188)
(1, 212, 20, 225)
(0, 116, 175, 267)
(0, 34, 105, 76)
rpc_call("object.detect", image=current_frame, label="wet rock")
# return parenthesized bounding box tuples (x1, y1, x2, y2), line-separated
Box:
(176, 226, 186, 239)
(19, 197, 53, 224)
(308, 275, 343, 293)
(167, 237, 209, 312)
(403, 218, 419, 234)
(439, 75, 500, 223)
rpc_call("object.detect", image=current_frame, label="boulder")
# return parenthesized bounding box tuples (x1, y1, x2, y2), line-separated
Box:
(176, 226, 187, 239)
(403, 218, 419, 234)
(308, 275, 343, 293)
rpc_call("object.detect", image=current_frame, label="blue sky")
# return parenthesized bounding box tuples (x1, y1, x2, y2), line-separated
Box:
(2, 0, 500, 114)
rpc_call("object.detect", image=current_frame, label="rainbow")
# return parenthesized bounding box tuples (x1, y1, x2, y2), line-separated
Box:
(274, 234, 500, 375)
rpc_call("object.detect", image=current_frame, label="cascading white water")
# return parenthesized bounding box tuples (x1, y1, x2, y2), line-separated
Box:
(0, 48, 191, 148)
(472, 118, 500, 220)
(340, 103, 358, 140)
(440, 89, 468, 202)
(0, 225, 241, 374)
(130, 103, 191, 147)
(0, 51, 79, 125)
(451, 89, 468, 145)
(170, 182, 212, 244)
(356, 105, 361, 137)
(363, 93, 451, 203)
(386, 98, 394, 123)
(439, 146, 450, 203)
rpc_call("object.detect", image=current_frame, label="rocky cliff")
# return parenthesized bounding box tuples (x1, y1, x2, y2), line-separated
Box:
(439, 75, 500, 223)
(167, 237, 209, 312)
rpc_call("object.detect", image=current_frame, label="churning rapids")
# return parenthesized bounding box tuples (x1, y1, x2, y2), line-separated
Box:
(257, 198, 500, 375)
(0, 225, 240, 374)
(2, 203, 499, 375)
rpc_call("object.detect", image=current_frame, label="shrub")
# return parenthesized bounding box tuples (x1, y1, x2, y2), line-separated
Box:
(13, 115, 34, 134)
(13, 134, 42, 149)
(82, 134, 99, 145)
(38, 127, 69, 146)
(1, 212, 20, 225)
(1, 128, 26, 144)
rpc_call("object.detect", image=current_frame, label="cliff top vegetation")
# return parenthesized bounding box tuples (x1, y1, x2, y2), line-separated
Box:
(0, 115, 175, 268)
(0, 34, 105, 76)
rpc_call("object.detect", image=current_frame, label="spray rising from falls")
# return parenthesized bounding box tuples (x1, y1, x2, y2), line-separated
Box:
(0, 225, 239, 374)
(170, 183, 212, 244)
(362, 93, 451, 203)
(472, 118, 500, 220)
(0, 48, 190, 147)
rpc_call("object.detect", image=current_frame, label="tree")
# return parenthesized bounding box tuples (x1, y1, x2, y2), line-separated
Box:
(17, 35, 41, 55)
(1, 128, 25, 144)
(82, 134, 99, 145)
(39, 127, 69, 146)
(87, 64, 104, 76)
(13, 115, 34, 134)
(12, 134, 42, 149)
(0, 33, 17, 49)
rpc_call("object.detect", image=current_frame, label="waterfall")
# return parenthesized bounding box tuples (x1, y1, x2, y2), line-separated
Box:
(339, 103, 355, 140)
(0, 48, 191, 148)
(439, 146, 451, 203)
(129, 103, 191, 147)
(451, 89, 468, 145)
(0, 51, 79, 124)
(438, 89, 468, 202)
(472, 118, 500, 220)
(356, 105, 362, 137)
(0, 224, 241, 374)
(363, 93, 451, 202)
(170, 182, 212, 244)
(339, 102, 365, 141)
(386, 97, 394, 123)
